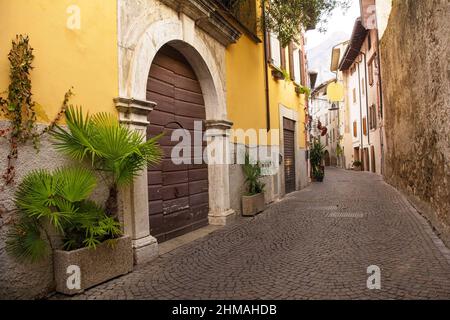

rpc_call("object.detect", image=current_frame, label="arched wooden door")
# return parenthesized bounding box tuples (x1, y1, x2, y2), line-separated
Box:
(146, 44, 209, 243)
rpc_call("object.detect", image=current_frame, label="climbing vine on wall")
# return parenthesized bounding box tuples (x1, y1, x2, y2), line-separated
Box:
(0, 35, 72, 185)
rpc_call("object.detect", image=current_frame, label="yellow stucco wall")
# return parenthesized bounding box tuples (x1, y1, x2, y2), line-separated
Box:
(226, 33, 267, 138)
(0, 0, 118, 123)
(226, 37, 307, 147)
(226, 0, 306, 147)
(267, 57, 307, 148)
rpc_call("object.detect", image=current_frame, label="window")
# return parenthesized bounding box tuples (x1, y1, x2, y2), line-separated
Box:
(361, 78, 365, 95)
(269, 33, 281, 68)
(363, 117, 368, 136)
(352, 88, 357, 103)
(353, 121, 357, 138)
(326, 134, 329, 146)
(368, 32, 372, 51)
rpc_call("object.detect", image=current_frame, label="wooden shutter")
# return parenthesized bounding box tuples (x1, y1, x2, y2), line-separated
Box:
(363, 117, 367, 136)
(353, 121, 357, 137)
(288, 42, 295, 81)
(265, 30, 272, 63)
(299, 50, 305, 85)
(280, 45, 286, 70)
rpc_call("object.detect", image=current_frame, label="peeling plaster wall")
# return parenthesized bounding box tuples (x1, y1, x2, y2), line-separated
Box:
(0, 126, 66, 299)
(381, 0, 450, 245)
(0, 124, 109, 299)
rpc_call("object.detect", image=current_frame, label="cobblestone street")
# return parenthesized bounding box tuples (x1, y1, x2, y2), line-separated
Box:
(55, 168, 450, 300)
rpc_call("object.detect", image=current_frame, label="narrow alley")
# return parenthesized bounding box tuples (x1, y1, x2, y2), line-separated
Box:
(55, 169, 450, 300)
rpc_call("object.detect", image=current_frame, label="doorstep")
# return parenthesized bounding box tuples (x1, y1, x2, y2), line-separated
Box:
(158, 225, 221, 255)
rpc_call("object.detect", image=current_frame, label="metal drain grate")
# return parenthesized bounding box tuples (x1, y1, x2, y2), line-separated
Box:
(326, 212, 366, 218)
(309, 206, 339, 211)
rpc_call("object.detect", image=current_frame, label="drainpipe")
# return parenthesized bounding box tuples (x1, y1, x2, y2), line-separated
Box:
(362, 51, 370, 147)
(262, 5, 271, 131)
(375, 28, 385, 175)
(356, 58, 364, 165)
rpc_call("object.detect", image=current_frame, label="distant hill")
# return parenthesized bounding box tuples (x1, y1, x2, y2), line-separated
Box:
(306, 32, 349, 87)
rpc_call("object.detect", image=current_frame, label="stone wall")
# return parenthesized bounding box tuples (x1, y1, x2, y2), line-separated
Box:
(380, 0, 450, 245)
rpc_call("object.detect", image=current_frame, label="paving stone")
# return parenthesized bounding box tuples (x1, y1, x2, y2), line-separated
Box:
(52, 168, 450, 300)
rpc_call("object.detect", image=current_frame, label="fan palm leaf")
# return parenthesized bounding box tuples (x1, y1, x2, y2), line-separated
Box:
(6, 219, 48, 263)
(51, 106, 162, 187)
(51, 106, 102, 163)
(53, 166, 97, 202)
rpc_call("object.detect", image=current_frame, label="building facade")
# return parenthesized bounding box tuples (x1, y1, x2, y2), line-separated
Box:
(0, 0, 309, 298)
(310, 80, 340, 167)
(333, 16, 383, 174)
(330, 41, 352, 169)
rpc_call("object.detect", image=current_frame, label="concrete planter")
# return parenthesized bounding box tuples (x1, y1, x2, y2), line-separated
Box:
(54, 236, 133, 295)
(242, 193, 266, 217)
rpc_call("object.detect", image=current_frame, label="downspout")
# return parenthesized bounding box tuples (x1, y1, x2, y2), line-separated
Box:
(262, 4, 271, 131)
(362, 51, 370, 146)
(375, 28, 385, 175)
(356, 58, 364, 165)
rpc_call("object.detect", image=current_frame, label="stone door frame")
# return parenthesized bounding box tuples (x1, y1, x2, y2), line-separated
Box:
(115, 13, 235, 264)
(278, 104, 300, 196)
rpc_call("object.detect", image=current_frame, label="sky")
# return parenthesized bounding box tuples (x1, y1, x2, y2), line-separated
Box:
(305, 0, 361, 51)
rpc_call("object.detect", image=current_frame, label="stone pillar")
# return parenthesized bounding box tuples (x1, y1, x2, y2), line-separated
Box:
(114, 97, 158, 264)
(205, 120, 236, 225)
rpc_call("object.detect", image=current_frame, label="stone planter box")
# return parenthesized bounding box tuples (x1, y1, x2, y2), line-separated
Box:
(242, 193, 266, 217)
(54, 236, 133, 295)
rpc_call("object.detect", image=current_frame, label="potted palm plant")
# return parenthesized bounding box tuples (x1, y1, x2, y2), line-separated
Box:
(7, 167, 130, 295)
(242, 154, 266, 217)
(51, 107, 162, 219)
(310, 139, 325, 182)
(7, 106, 162, 295)
(352, 160, 362, 171)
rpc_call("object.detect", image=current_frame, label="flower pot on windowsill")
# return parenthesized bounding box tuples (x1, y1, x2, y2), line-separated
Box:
(242, 193, 266, 217)
(271, 69, 285, 81)
(53, 235, 133, 295)
(295, 86, 304, 95)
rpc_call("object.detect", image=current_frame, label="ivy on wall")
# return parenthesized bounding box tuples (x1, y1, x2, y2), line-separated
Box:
(0, 35, 72, 185)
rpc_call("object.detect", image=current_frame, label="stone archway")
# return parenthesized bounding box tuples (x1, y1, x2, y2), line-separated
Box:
(115, 13, 235, 264)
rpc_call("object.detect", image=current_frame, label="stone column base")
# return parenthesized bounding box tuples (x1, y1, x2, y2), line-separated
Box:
(132, 235, 159, 265)
(208, 209, 236, 226)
